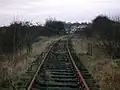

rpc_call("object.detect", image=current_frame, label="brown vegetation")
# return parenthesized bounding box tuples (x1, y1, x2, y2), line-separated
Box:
(72, 36, 120, 90)
(0, 36, 62, 89)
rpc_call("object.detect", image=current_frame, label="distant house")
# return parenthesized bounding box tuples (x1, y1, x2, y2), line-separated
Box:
(70, 24, 87, 33)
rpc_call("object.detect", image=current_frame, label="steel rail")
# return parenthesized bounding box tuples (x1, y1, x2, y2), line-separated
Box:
(27, 40, 60, 90)
(67, 40, 90, 90)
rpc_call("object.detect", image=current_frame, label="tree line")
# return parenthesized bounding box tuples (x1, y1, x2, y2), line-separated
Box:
(0, 19, 66, 55)
(84, 15, 120, 58)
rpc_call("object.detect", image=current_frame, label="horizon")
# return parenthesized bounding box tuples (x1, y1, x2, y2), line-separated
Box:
(0, 0, 120, 26)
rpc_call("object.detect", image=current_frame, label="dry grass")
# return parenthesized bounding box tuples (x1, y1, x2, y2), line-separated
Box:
(72, 36, 120, 90)
(0, 36, 63, 89)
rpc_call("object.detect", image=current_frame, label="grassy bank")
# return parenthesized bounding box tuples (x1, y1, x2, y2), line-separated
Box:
(72, 36, 120, 90)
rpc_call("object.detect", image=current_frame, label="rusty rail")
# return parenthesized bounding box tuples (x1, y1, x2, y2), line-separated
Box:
(27, 38, 90, 90)
(27, 40, 60, 90)
(67, 40, 90, 90)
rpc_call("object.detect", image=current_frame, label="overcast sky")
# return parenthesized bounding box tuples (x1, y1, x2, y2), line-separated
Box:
(0, 0, 120, 26)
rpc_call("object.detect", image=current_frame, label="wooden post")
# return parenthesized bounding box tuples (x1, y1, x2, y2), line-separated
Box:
(90, 44, 92, 56)
(87, 43, 92, 56)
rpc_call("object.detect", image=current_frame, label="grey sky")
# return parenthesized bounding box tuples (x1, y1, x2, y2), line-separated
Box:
(0, 0, 120, 25)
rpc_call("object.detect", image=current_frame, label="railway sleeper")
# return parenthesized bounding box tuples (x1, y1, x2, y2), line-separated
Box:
(50, 78, 78, 83)
(47, 70, 74, 73)
(31, 86, 80, 90)
(50, 72, 74, 76)
(37, 80, 78, 84)
(46, 68, 73, 71)
(35, 82, 79, 88)
(51, 75, 76, 79)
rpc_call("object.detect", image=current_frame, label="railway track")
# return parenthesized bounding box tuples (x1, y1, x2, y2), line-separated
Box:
(27, 39, 90, 90)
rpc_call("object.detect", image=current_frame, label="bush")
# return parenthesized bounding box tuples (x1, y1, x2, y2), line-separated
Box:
(84, 15, 120, 58)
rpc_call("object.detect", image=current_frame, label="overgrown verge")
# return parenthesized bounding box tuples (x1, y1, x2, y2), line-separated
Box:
(68, 38, 100, 90)
(72, 36, 120, 90)
(0, 17, 66, 89)
(73, 15, 120, 90)
(0, 36, 63, 90)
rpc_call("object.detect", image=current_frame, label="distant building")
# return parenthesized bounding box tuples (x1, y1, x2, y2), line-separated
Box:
(70, 24, 87, 33)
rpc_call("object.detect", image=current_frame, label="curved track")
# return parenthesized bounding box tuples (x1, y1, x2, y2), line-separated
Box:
(27, 39, 89, 90)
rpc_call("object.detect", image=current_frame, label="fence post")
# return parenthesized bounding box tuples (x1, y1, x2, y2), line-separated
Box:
(87, 43, 92, 56)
